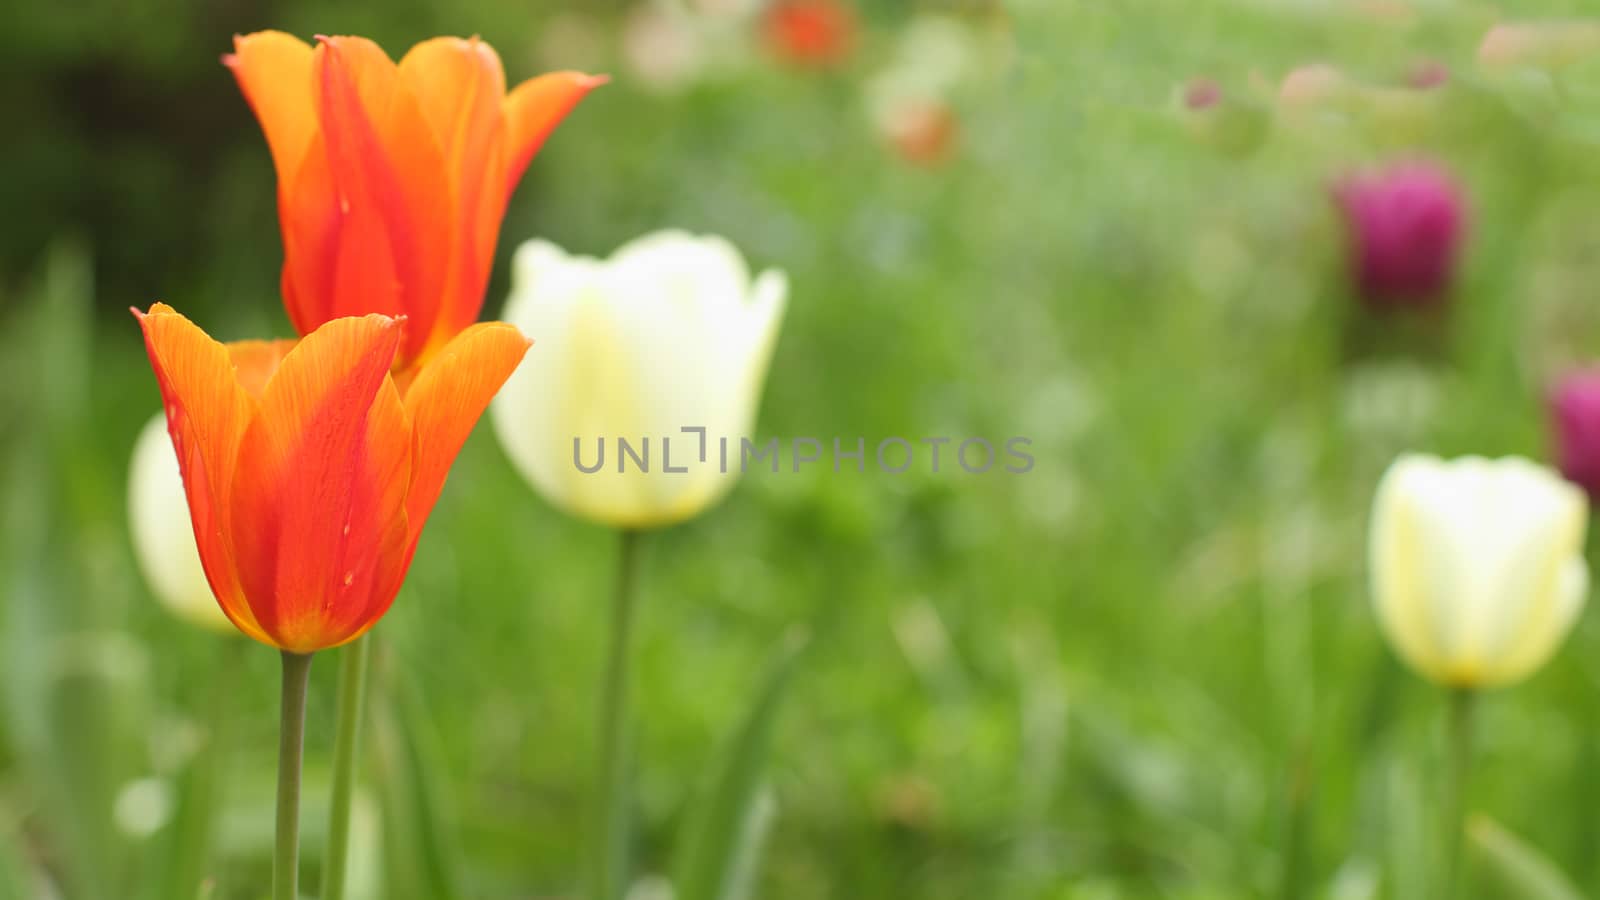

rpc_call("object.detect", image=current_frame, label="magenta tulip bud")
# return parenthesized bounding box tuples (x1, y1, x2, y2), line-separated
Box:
(1552, 370, 1600, 499)
(1333, 162, 1466, 310)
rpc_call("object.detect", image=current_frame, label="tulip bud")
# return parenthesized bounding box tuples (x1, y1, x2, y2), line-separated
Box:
(1333, 162, 1466, 311)
(1369, 454, 1589, 688)
(1175, 77, 1267, 156)
(1551, 370, 1600, 500)
(490, 232, 786, 530)
(127, 414, 235, 634)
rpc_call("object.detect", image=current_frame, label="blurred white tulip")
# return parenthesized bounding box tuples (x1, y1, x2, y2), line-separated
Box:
(491, 231, 786, 529)
(127, 414, 233, 634)
(1369, 454, 1589, 688)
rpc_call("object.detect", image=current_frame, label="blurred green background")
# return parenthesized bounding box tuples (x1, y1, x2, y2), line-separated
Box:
(10, 0, 1600, 897)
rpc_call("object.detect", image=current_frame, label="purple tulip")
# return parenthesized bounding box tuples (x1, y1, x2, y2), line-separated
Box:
(1552, 371, 1600, 499)
(1333, 162, 1466, 310)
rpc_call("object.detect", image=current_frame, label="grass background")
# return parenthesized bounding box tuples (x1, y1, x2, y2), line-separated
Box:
(8, 0, 1600, 897)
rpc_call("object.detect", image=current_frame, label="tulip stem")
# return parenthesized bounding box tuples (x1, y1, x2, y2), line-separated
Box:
(322, 634, 371, 900)
(1442, 687, 1476, 900)
(275, 651, 314, 900)
(589, 529, 645, 900)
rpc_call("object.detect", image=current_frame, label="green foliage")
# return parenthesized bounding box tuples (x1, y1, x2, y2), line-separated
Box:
(673, 629, 808, 900)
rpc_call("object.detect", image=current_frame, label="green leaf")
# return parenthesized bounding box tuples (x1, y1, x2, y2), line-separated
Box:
(671, 628, 808, 900)
(371, 641, 461, 900)
(1468, 814, 1585, 900)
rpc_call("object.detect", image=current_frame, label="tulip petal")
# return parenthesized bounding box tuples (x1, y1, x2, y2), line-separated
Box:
(230, 314, 411, 652)
(277, 132, 341, 335)
(129, 413, 237, 634)
(501, 71, 606, 192)
(1493, 558, 1588, 684)
(1370, 457, 1451, 681)
(1472, 464, 1588, 683)
(399, 36, 510, 355)
(134, 304, 270, 644)
(225, 31, 317, 188)
(401, 322, 531, 551)
(228, 338, 297, 398)
(305, 36, 453, 366)
(400, 37, 505, 174)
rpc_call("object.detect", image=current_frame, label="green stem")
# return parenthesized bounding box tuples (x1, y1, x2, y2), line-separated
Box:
(588, 529, 644, 900)
(275, 651, 314, 900)
(1443, 687, 1476, 900)
(322, 634, 372, 900)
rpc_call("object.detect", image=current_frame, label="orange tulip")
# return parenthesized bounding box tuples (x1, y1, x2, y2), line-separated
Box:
(225, 32, 603, 372)
(134, 303, 529, 653)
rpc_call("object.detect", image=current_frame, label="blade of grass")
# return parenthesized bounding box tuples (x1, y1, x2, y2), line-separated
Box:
(1469, 814, 1585, 900)
(672, 628, 808, 900)
(371, 640, 461, 900)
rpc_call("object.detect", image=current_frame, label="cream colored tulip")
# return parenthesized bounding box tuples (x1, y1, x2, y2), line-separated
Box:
(128, 413, 234, 633)
(491, 231, 786, 529)
(1369, 454, 1589, 688)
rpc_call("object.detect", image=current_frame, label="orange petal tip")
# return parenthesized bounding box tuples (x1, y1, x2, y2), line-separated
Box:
(134, 301, 179, 319)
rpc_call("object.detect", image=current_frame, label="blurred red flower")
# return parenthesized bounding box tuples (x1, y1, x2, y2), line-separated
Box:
(884, 101, 958, 166)
(764, 0, 856, 67)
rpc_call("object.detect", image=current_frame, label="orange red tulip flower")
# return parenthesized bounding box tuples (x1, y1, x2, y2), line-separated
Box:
(225, 32, 603, 372)
(135, 303, 529, 653)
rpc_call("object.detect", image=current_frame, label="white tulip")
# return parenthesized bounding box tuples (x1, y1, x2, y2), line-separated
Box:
(1369, 454, 1589, 688)
(491, 231, 786, 529)
(127, 413, 234, 634)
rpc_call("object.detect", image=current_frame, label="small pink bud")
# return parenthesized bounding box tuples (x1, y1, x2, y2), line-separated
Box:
(1184, 77, 1222, 110)
(1408, 60, 1450, 89)
(1551, 370, 1600, 499)
(1333, 162, 1466, 310)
